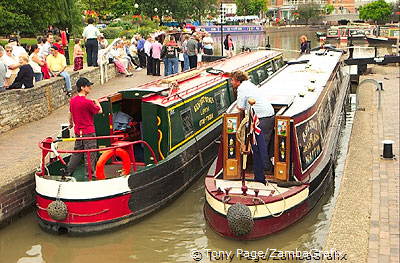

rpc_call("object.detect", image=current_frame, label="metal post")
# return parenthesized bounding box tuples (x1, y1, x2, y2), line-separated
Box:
(397, 22, 400, 56)
(220, 3, 224, 56)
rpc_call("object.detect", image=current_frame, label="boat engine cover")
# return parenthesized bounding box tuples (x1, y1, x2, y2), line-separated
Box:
(47, 200, 68, 221)
(227, 203, 254, 236)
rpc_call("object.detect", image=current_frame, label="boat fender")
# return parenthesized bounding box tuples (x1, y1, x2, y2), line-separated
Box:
(227, 203, 254, 236)
(96, 148, 131, 180)
(47, 200, 68, 221)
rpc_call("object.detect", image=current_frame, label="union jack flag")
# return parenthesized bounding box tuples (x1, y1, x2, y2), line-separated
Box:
(250, 107, 261, 145)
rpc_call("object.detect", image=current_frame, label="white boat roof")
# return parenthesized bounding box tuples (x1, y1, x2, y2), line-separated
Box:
(259, 50, 343, 117)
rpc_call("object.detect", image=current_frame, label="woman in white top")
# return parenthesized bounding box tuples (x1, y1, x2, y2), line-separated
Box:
(2, 44, 20, 86)
(29, 44, 44, 82)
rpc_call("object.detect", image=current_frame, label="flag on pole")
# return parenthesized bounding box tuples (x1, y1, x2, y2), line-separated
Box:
(249, 106, 268, 184)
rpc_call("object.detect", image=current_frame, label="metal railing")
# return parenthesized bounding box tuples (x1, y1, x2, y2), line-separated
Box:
(38, 135, 158, 180)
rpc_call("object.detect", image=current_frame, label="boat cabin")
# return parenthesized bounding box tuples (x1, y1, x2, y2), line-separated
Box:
(214, 49, 349, 183)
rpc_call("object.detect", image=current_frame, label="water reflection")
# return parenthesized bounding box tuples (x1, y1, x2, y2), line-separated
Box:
(0, 31, 361, 263)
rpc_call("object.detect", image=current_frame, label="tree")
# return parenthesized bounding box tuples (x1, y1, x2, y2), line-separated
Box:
(358, 0, 393, 24)
(236, 0, 267, 15)
(0, 0, 81, 35)
(324, 4, 334, 15)
(296, 3, 321, 24)
(248, 0, 267, 16)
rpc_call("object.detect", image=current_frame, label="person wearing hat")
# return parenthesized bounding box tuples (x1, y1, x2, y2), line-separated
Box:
(46, 45, 72, 95)
(66, 77, 103, 177)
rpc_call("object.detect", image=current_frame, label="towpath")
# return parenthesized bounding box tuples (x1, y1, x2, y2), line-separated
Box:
(324, 65, 399, 262)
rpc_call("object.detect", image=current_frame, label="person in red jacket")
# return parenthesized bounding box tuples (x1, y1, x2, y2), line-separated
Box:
(67, 77, 103, 177)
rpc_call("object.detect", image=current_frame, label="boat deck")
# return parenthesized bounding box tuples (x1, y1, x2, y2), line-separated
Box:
(124, 50, 281, 107)
(214, 178, 293, 197)
(258, 50, 343, 117)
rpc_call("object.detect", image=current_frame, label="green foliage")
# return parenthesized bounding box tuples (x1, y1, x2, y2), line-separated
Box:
(324, 4, 334, 15)
(296, 3, 322, 24)
(236, 0, 266, 15)
(79, 0, 217, 23)
(101, 27, 124, 39)
(0, 0, 81, 36)
(108, 21, 134, 30)
(119, 30, 137, 39)
(358, 0, 393, 24)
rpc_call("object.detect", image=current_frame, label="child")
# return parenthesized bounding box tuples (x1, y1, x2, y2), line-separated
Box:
(73, 38, 84, 71)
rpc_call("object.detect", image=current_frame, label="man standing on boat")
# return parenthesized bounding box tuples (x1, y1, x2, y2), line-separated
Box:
(230, 71, 275, 179)
(66, 77, 103, 177)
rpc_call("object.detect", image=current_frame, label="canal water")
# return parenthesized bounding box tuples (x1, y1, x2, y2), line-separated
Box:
(0, 31, 360, 263)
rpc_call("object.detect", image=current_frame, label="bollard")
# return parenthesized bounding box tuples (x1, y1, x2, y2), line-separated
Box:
(381, 140, 395, 159)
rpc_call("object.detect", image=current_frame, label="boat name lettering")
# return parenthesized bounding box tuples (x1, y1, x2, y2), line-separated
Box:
(200, 106, 210, 116)
(193, 96, 215, 113)
(199, 113, 214, 127)
(296, 117, 323, 171)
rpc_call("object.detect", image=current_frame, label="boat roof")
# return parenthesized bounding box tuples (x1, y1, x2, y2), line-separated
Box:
(119, 50, 281, 107)
(259, 50, 344, 117)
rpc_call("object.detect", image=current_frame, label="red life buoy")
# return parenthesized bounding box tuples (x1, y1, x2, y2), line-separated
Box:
(95, 148, 131, 180)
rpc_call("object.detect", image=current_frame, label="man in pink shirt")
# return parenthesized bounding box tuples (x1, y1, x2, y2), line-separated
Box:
(67, 77, 103, 177)
(151, 36, 163, 76)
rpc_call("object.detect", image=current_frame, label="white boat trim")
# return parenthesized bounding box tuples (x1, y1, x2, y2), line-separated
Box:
(35, 175, 130, 200)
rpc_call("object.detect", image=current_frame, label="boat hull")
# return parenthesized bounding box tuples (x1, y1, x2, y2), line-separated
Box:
(366, 36, 398, 45)
(204, 160, 334, 240)
(36, 122, 222, 234)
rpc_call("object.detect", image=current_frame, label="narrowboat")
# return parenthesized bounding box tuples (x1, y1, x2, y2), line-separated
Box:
(326, 23, 375, 40)
(204, 47, 350, 240)
(35, 50, 285, 234)
(366, 25, 399, 45)
(198, 25, 265, 34)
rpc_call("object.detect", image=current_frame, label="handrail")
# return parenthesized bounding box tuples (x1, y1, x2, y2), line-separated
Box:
(38, 137, 158, 180)
(161, 75, 224, 104)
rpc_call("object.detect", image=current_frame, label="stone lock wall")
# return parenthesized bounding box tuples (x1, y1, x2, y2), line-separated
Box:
(0, 65, 118, 135)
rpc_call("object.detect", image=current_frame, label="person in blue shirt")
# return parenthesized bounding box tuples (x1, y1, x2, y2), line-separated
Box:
(136, 35, 146, 68)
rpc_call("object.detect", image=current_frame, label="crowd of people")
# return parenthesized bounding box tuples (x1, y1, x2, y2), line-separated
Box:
(104, 30, 226, 78)
(0, 18, 234, 94)
(0, 31, 73, 95)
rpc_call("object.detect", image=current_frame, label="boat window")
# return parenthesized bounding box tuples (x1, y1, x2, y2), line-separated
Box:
(273, 58, 284, 71)
(336, 69, 342, 84)
(249, 71, 260, 85)
(214, 89, 228, 114)
(180, 108, 194, 137)
(256, 69, 266, 83)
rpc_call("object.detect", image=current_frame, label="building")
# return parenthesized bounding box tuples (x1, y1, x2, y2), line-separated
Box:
(269, 0, 357, 21)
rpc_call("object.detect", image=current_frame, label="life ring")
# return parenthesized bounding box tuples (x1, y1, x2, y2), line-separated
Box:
(95, 148, 131, 180)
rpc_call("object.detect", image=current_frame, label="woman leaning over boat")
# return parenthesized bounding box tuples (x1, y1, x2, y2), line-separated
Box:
(299, 35, 310, 54)
(230, 71, 275, 181)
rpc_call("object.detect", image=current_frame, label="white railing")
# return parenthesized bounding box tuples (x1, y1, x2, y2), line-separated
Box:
(99, 38, 121, 84)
